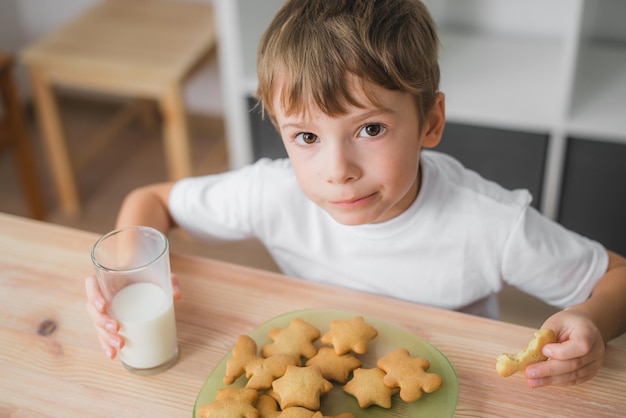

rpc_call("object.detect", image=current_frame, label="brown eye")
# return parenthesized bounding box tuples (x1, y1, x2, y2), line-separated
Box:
(361, 124, 384, 137)
(296, 132, 318, 145)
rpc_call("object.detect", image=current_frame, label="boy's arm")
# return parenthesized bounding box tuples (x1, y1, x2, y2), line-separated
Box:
(115, 182, 177, 234)
(566, 250, 626, 342)
(526, 250, 626, 387)
(85, 181, 179, 360)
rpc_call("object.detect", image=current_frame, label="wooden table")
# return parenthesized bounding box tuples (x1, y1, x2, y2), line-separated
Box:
(20, 0, 216, 216)
(1, 212, 625, 417)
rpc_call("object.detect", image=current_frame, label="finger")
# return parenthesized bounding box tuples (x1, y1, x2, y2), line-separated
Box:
(85, 276, 126, 360)
(526, 358, 602, 388)
(85, 275, 106, 312)
(542, 339, 591, 361)
(86, 298, 124, 360)
(526, 350, 595, 381)
(172, 273, 182, 300)
(85, 299, 119, 333)
(96, 326, 124, 360)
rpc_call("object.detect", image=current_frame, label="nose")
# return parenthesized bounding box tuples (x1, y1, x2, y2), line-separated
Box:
(323, 141, 361, 184)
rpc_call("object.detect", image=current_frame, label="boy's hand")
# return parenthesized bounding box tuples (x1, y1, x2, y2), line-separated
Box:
(84, 274, 181, 360)
(525, 310, 605, 388)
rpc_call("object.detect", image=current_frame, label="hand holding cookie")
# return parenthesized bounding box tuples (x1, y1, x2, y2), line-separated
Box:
(496, 328, 557, 377)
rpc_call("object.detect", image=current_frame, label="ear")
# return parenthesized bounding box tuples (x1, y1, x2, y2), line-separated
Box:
(421, 92, 445, 148)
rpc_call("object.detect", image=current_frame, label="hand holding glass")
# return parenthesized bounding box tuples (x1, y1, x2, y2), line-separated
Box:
(91, 226, 178, 375)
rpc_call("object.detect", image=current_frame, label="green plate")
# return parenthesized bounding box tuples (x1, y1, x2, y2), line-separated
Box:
(193, 309, 458, 417)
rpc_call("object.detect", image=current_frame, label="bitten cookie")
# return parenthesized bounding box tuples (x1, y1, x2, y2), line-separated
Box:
(496, 328, 557, 377)
(377, 348, 443, 402)
(262, 318, 321, 360)
(321, 316, 378, 355)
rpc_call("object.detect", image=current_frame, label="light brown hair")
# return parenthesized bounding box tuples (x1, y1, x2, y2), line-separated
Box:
(256, 0, 440, 124)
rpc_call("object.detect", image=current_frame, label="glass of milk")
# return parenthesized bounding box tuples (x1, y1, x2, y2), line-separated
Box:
(91, 226, 178, 375)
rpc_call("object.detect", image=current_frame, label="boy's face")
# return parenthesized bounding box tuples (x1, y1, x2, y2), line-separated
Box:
(273, 78, 444, 226)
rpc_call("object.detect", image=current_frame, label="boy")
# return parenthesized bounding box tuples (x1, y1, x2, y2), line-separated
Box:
(86, 0, 626, 388)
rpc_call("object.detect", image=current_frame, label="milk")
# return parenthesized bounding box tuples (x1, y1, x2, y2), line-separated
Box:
(111, 282, 178, 370)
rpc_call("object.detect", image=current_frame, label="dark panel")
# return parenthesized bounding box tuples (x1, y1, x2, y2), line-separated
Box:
(248, 96, 287, 160)
(435, 123, 548, 209)
(558, 138, 626, 255)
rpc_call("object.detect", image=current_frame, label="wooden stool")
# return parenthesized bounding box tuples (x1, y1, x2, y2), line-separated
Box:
(0, 53, 46, 220)
(21, 0, 216, 216)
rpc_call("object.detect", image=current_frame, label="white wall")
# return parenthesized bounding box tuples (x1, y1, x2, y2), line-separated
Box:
(0, 0, 224, 116)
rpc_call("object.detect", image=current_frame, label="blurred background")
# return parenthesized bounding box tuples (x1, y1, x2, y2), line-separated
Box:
(1, 0, 625, 346)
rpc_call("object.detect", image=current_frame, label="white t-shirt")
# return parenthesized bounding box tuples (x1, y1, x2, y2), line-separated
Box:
(169, 151, 607, 318)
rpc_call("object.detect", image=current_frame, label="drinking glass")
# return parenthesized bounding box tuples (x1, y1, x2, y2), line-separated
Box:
(91, 226, 178, 375)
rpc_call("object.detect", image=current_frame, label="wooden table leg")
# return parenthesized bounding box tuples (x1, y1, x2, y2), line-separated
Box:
(159, 84, 192, 180)
(28, 67, 81, 216)
(1, 62, 46, 220)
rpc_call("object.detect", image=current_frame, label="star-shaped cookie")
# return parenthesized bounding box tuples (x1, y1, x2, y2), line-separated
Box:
(262, 318, 321, 359)
(305, 347, 362, 383)
(321, 316, 378, 355)
(197, 387, 259, 418)
(272, 365, 333, 410)
(343, 367, 399, 408)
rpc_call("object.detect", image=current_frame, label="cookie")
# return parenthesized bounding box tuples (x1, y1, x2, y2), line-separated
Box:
(321, 316, 378, 355)
(255, 394, 280, 418)
(224, 335, 259, 385)
(377, 348, 443, 402)
(343, 367, 399, 408)
(197, 387, 259, 418)
(496, 328, 557, 377)
(277, 408, 322, 418)
(262, 318, 321, 360)
(272, 365, 333, 410)
(215, 315, 444, 416)
(305, 347, 362, 383)
(225, 335, 299, 390)
(247, 354, 300, 390)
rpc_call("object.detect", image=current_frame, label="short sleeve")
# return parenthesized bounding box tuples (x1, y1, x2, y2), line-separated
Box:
(501, 205, 608, 308)
(168, 167, 258, 242)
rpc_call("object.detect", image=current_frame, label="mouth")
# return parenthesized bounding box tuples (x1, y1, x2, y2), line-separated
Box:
(329, 192, 377, 208)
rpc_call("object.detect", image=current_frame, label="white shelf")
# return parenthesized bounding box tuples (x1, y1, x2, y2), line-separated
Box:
(439, 30, 564, 133)
(568, 42, 626, 144)
(238, 0, 281, 97)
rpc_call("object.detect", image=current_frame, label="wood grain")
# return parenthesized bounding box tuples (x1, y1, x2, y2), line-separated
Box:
(0, 212, 625, 417)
